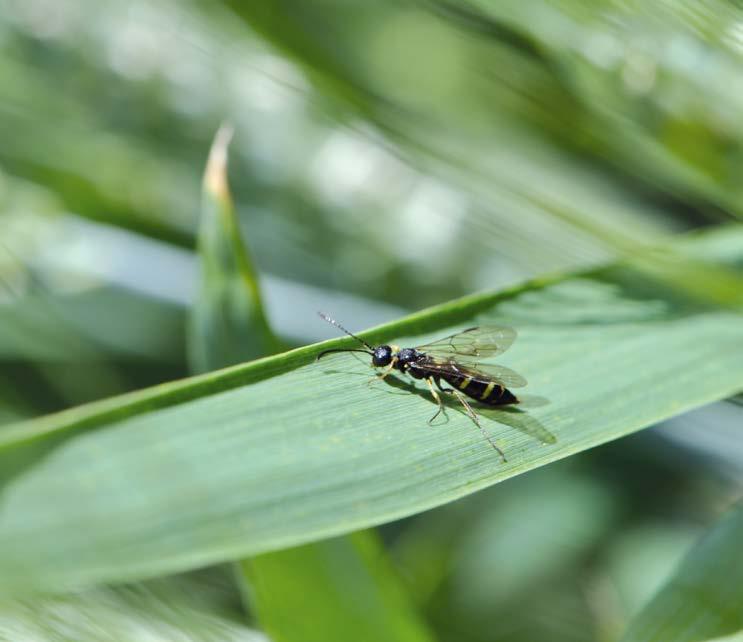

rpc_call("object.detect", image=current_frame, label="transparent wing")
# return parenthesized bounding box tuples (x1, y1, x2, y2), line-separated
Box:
(418, 359, 527, 388)
(417, 326, 517, 359)
(468, 362, 527, 388)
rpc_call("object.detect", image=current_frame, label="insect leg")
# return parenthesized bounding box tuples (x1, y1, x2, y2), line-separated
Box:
(376, 357, 397, 381)
(366, 357, 398, 387)
(435, 378, 454, 394)
(426, 377, 445, 424)
(448, 387, 507, 463)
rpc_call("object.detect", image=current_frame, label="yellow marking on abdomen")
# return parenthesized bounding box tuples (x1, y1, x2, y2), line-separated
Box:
(480, 381, 497, 400)
(458, 377, 472, 390)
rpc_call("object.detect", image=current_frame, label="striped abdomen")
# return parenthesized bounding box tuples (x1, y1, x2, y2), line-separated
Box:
(443, 372, 518, 406)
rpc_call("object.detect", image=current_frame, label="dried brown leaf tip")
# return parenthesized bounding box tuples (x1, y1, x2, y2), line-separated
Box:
(204, 122, 235, 202)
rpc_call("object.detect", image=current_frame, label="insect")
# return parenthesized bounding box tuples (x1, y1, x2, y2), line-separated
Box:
(316, 313, 526, 461)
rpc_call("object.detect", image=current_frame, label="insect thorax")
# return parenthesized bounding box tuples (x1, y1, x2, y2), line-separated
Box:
(396, 348, 420, 366)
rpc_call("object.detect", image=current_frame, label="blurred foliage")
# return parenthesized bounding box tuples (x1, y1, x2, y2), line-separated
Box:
(621, 500, 743, 642)
(0, 572, 262, 642)
(0, 0, 742, 640)
(243, 532, 435, 642)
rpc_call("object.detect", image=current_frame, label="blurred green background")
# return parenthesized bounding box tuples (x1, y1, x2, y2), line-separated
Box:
(0, 0, 742, 640)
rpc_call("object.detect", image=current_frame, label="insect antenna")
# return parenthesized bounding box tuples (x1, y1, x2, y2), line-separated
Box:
(316, 312, 374, 360)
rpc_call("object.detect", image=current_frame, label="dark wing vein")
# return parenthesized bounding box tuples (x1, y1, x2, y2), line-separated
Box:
(417, 326, 517, 359)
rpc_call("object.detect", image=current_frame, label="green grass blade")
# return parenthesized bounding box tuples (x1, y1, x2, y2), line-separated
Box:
(0, 226, 741, 593)
(188, 124, 280, 374)
(241, 532, 435, 642)
(621, 502, 743, 642)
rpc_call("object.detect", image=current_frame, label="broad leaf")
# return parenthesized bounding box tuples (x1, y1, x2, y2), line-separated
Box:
(0, 226, 740, 593)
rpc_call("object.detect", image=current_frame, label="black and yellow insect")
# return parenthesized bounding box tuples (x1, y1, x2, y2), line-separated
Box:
(317, 313, 526, 461)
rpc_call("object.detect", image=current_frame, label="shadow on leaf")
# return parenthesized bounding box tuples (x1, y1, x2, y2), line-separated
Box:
(379, 374, 556, 446)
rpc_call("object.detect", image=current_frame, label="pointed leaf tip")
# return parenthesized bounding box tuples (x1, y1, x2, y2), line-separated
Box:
(204, 122, 235, 201)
